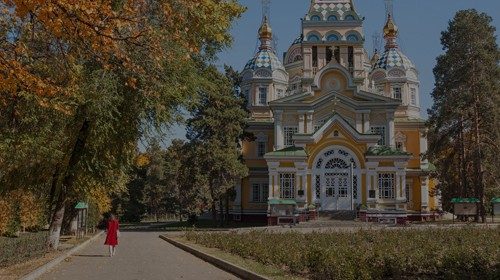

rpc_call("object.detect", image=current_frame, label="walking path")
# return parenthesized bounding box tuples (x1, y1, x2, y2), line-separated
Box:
(39, 231, 238, 280)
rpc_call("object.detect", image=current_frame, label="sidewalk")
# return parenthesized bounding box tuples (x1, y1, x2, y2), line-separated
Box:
(39, 231, 238, 280)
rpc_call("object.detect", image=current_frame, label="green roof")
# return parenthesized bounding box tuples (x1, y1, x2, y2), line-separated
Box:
(491, 198, 500, 204)
(366, 146, 412, 156)
(422, 163, 437, 172)
(269, 199, 297, 205)
(265, 146, 308, 157)
(75, 202, 88, 209)
(451, 198, 480, 203)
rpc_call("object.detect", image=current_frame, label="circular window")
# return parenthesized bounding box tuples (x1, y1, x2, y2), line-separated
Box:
(345, 15, 356, 21)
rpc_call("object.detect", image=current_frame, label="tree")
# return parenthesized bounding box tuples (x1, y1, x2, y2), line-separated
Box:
(427, 10, 500, 221)
(0, 0, 245, 249)
(187, 66, 249, 226)
(142, 140, 167, 222)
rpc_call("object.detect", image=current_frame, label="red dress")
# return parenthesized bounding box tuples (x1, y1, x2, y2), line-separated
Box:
(104, 219, 119, 246)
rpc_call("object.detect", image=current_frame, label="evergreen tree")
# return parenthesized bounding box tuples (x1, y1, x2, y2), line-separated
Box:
(427, 10, 500, 221)
(142, 140, 167, 222)
(187, 66, 249, 225)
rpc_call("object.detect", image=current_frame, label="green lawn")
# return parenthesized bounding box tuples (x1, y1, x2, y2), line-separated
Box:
(185, 227, 500, 280)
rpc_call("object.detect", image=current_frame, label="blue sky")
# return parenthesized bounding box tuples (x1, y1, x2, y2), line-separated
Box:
(166, 0, 500, 144)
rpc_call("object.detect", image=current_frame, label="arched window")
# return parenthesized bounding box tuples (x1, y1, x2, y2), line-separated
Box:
(344, 15, 356, 21)
(347, 34, 359, 42)
(326, 34, 339, 42)
(310, 15, 321, 21)
(327, 15, 338, 21)
(307, 34, 320, 42)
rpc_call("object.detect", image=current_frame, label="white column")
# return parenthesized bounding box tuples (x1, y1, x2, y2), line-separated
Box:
(306, 111, 314, 134)
(387, 111, 395, 147)
(298, 114, 305, 134)
(363, 113, 371, 133)
(355, 112, 363, 133)
(420, 176, 429, 211)
(420, 130, 429, 164)
(274, 110, 284, 150)
(268, 162, 280, 199)
(296, 162, 308, 203)
(366, 162, 378, 204)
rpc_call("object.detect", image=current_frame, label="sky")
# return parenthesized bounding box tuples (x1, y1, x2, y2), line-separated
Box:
(166, 0, 500, 144)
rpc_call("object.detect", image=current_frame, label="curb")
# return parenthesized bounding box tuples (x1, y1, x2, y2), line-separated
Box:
(21, 231, 104, 280)
(159, 234, 269, 280)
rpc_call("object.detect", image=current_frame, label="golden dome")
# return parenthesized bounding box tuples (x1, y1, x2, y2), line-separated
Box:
(258, 16, 273, 39)
(383, 14, 398, 38)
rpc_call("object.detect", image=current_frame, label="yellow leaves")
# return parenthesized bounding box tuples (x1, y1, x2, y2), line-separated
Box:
(0, 199, 12, 235)
(136, 153, 150, 167)
(0, 190, 44, 234)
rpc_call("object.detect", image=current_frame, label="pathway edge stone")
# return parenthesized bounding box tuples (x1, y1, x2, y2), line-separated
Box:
(159, 234, 269, 280)
(21, 231, 104, 280)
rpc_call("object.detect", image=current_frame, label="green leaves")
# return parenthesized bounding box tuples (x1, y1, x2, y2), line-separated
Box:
(427, 9, 500, 212)
(186, 228, 500, 279)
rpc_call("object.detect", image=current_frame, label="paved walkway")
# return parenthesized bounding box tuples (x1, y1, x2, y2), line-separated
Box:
(39, 232, 238, 280)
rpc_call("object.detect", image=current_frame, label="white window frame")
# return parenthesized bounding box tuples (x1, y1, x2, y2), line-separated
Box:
(370, 126, 386, 146)
(279, 173, 296, 199)
(283, 126, 298, 147)
(410, 88, 417, 106)
(258, 87, 267, 106)
(393, 86, 402, 100)
(378, 173, 395, 199)
(251, 182, 269, 203)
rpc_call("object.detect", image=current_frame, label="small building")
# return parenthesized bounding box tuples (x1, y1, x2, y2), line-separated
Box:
(451, 198, 479, 220)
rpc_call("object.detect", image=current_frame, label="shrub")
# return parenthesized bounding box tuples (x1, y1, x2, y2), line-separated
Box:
(0, 231, 48, 268)
(185, 228, 500, 279)
(0, 200, 12, 235)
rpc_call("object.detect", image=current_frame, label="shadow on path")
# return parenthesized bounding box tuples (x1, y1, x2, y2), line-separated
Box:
(73, 254, 109, 258)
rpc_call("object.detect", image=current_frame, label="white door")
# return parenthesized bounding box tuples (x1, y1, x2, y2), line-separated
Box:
(322, 172, 351, 210)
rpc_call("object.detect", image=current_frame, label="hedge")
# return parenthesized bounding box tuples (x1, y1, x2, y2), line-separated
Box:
(185, 228, 500, 279)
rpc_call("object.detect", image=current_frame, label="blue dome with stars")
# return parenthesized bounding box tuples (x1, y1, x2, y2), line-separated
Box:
(244, 50, 286, 72)
(372, 47, 415, 71)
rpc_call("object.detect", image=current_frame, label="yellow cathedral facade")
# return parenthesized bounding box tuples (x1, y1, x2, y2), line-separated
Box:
(232, 0, 441, 223)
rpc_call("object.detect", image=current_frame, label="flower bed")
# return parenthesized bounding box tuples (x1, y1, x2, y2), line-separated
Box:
(185, 228, 499, 279)
(0, 231, 48, 268)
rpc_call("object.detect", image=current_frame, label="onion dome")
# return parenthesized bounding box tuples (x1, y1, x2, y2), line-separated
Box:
(243, 17, 285, 72)
(383, 14, 398, 39)
(372, 14, 415, 71)
(258, 16, 273, 40)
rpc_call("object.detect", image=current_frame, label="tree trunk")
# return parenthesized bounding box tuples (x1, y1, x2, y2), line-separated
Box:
(219, 199, 224, 227)
(47, 167, 61, 224)
(47, 120, 91, 250)
(459, 118, 468, 197)
(225, 194, 230, 225)
(473, 98, 486, 223)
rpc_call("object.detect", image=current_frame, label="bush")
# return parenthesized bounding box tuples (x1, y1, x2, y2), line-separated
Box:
(0, 190, 45, 236)
(0, 231, 48, 268)
(185, 228, 500, 279)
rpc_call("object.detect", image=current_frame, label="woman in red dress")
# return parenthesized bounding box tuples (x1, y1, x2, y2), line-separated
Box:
(104, 214, 119, 257)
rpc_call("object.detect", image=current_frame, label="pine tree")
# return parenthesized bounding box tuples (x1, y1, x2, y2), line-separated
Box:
(427, 10, 500, 221)
(187, 66, 249, 225)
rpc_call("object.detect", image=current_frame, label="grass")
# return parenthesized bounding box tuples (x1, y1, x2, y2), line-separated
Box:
(171, 236, 304, 280)
(185, 227, 500, 280)
(0, 231, 48, 268)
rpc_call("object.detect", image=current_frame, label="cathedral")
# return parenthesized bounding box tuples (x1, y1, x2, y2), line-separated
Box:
(232, 0, 441, 223)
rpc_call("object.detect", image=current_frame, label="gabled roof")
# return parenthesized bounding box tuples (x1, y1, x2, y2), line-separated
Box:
(293, 113, 380, 147)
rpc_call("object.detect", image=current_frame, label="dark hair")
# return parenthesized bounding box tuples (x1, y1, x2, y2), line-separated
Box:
(109, 214, 116, 220)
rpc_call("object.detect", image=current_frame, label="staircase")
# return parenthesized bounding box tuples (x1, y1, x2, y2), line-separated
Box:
(319, 210, 358, 221)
